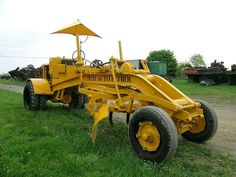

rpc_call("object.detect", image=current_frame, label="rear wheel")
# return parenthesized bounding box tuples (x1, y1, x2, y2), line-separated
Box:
(128, 106, 178, 163)
(23, 82, 39, 110)
(23, 82, 48, 110)
(69, 93, 85, 109)
(182, 99, 218, 142)
(39, 95, 48, 110)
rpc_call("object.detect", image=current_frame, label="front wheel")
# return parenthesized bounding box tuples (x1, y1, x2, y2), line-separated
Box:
(128, 106, 178, 163)
(182, 99, 218, 142)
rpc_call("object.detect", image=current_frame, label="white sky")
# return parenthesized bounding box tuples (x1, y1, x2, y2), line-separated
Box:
(0, 0, 236, 73)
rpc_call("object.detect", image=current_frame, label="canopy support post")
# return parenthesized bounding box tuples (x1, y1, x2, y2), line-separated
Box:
(118, 41, 123, 60)
(76, 35, 83, 65)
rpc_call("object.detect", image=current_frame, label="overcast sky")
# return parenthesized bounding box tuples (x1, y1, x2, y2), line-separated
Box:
(0, 0, 236, 73)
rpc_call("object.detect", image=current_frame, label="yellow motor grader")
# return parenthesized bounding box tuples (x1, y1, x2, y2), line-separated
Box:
(23, 21, 218, 163)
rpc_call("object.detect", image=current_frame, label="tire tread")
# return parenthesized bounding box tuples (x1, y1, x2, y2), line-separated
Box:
(129, 106, 178, 163)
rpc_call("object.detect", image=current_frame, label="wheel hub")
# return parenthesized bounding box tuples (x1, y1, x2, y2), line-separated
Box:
(189, 115, 206, 133)
(136, 121, 160, 151)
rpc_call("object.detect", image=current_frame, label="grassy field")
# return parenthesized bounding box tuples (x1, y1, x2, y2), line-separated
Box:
(0, 87, 236, 177)
(0, 79, 25, 86)
(173, 79, 236, 98)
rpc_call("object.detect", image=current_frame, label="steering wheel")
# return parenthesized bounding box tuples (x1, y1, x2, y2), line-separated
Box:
(72, 50, 86, 60)
(71, 50, 105, 68)
(90, 59, 104, 68)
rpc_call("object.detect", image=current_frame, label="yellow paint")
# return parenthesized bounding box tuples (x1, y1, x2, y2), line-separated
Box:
(28, 78, 52, 95)
(189, 114, 206, 134)
(51, 21, 101, 37)
(91, 103, 108, 143)
(136, 121, 160, 151)
(76, 35, 82, 64)
(118, 41, 123, 60)
(28, 21, 208, 143)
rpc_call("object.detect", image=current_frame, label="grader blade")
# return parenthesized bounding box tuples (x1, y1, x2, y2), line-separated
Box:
(91, 103, 108, 143)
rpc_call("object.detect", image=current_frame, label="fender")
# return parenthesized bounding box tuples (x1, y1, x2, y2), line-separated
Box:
(27, 78, 53, 95)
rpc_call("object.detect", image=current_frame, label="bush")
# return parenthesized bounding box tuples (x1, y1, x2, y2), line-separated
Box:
(0, 73, 11, 80)
(147, 50, 177, 77)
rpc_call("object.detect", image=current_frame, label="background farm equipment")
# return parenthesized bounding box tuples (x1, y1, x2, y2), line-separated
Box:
(8, 65, 41, 81)
(181, 60, 236, 85)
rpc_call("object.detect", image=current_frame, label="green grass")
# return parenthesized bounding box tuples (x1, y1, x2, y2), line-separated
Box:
(0, 89, 236, 177)
(172, 79, 236, 99)
(0, 79, 25, 86)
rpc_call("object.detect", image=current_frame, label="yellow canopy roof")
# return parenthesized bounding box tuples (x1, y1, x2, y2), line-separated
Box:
(51, 21, 101, 38)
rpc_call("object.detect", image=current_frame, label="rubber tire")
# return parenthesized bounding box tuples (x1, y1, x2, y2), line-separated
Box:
(182, 99, 218, 142)
(69, 93, 85, 109)
(39, 95, 48, 110)
(23, 82, 39, 110)
(129, 106, 178, 163)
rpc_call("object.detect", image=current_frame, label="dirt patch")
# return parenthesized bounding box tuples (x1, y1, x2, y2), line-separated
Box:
(0, 83, 235, 156)
(203, 97, 236, 156)
(0, 83, 23, 94)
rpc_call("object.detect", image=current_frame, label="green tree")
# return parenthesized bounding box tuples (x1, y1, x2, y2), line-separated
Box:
(147, 49, 177, 77)
(189, 54, 206, 67)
